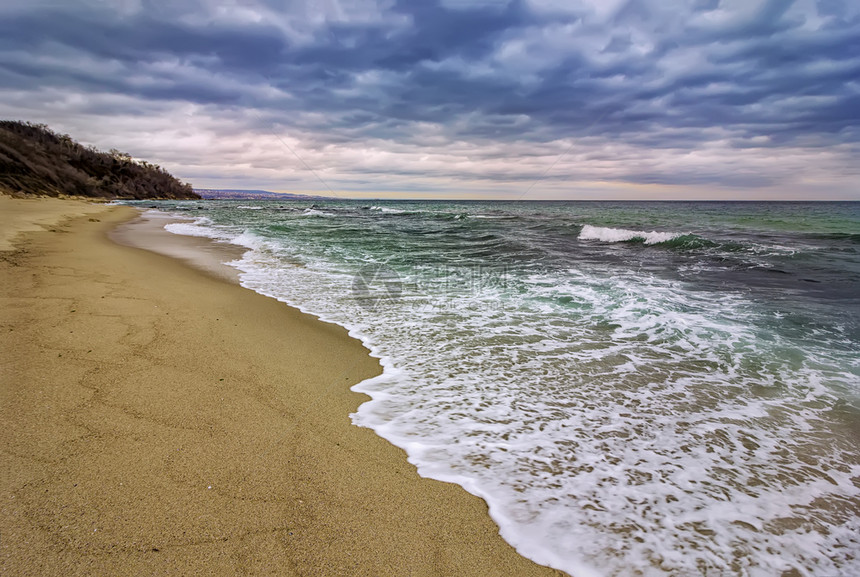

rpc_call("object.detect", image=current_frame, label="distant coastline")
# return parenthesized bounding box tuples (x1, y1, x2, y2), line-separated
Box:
(195, 188, 331, 201)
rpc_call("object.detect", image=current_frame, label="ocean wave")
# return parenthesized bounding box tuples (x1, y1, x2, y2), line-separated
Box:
(469, 214, 518, 220)
(302, 208, 337, 217)
(230, 230, 271, 251)
(368, 206, 478, 221)
(163, 218, 229, 240)
(578, 224, 684, 245)
(370, 205, 411, 214)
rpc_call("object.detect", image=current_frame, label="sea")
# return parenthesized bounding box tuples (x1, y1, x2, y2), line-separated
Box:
(127, 199, 860, 577)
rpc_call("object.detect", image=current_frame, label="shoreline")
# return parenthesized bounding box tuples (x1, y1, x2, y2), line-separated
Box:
(109, 209, 246, 283)
(0, 197, 562, 576)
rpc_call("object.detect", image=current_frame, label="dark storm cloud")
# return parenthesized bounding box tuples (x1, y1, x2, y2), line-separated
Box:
(0, 0, 858, 193)
(0, 6, 287, 68)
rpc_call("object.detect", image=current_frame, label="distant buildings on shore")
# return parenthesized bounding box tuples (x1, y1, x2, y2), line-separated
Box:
(195, 189, 329, 201)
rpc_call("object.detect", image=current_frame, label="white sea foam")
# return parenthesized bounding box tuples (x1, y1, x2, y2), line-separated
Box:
(370, 205, 409, 214)
(164, 219, 224, 239)
(234, 252, 860, 576)
(161, 207, 860, 577)
(163, 215, 261, 251)
(302, 208, 336, 217)
(229, 230, 269, 251)
(579, 224, 683, 244)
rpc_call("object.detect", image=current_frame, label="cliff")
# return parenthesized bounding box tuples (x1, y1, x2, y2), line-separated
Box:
(0, 121, 199, 200)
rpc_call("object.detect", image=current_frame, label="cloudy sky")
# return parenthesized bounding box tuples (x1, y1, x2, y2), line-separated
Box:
(1, 0, 858, 199)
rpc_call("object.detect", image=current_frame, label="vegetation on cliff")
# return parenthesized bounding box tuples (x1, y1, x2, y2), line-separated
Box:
(0, 121, 199, 199)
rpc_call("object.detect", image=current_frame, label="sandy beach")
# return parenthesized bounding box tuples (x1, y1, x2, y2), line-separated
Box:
(0, 196, 561, 576)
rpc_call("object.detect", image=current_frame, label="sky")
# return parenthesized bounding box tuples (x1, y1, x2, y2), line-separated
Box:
(1, 0, 858, 200)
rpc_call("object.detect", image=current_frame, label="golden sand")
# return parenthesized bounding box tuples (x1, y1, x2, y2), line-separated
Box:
(0, 198, 563, 576)
(0, 196, 107, 251)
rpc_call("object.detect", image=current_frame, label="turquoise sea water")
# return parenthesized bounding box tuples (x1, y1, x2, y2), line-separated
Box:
(134, 200, 860, 577)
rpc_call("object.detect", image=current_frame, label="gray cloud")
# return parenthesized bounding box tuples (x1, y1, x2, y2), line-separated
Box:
(0, 0, 858, 197)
